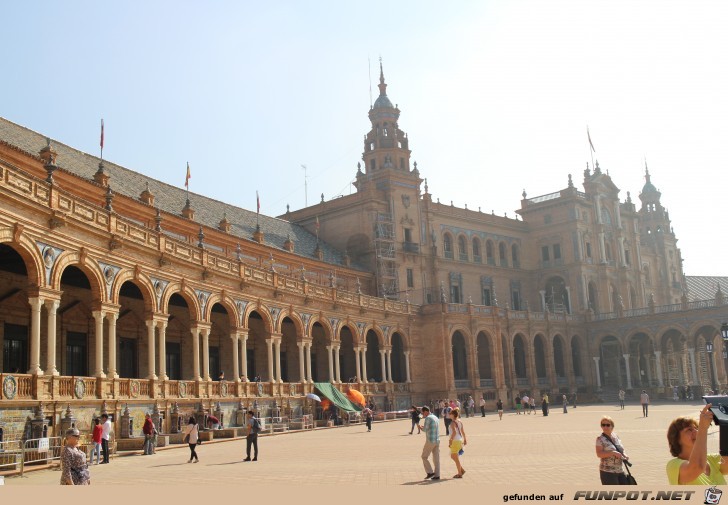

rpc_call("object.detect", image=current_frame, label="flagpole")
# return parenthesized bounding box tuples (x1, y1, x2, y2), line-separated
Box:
(587, 126, 595, 171)
(256, 190, 260, 229)
(100, 118, 104, 162)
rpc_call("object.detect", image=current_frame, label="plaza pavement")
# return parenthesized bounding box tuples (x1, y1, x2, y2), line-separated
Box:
(4, 401, 717, 488)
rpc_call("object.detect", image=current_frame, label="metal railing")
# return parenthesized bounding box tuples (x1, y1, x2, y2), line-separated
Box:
(20, 437, 63, 476)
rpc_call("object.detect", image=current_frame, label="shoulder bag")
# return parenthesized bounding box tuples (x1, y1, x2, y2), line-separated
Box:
(601, 434, 636, 485)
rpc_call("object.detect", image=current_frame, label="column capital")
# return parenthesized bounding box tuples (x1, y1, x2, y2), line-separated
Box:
(28, 296, 44, 309)
(270, 332, 283, 339)
(654, 350, 662, 357)
(106, 311, 119, 323)
(622, 353, 630, 359)
(190, 321, 212, 333)
(44, 298, 60, 310)
(592, 356, 600, 362)
(28, 286, 61, 300)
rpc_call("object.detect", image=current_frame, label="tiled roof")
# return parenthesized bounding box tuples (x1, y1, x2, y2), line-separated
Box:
(685, 276, 728, 301)
(0, 117, 363, 270)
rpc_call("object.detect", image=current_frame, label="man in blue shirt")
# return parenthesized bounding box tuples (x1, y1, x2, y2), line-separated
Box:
(417, 406, 440, 480)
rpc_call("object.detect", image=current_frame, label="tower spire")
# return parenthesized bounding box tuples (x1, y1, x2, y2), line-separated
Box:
(378, 57, 387, 97)
(645, 158, 651, 184)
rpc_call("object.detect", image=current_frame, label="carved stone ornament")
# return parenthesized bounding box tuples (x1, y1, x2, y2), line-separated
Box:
(289, 383, 296, 396)
(74, 378, 86, 399)
(220, 381, 228, 397)
(179, 381, 187, 398)
(130, 379, 140, 398)
(257, 382, 263, 397)
(2, 375, 17, 400)
(401, 194, 411, 208)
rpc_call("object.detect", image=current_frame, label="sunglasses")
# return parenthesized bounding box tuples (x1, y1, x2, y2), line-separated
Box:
(601, 423, 613, 427)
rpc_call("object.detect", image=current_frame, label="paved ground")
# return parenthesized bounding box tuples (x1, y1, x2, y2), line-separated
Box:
(4, 401, 717, 488)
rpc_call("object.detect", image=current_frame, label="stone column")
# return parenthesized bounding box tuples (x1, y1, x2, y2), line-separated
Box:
(92, 310, 106, 378)
(654, 351, 664, 387)
(191, 327, 201, 381)
(28, 297, 44, 375)
(305, 342, 313, 382)
(386, 349, 393, 383)
(539, 290, 546, 312)
(231, 331, 240, 382)
(240, 330, 248, 380)
(565, 287, 572, 314)
(592, 356, 601, 389)
(266, 338, 275, 382)
(274, 338, 283, 383)
(622, 354, 632, 389)
(201, 327, 210, 381)
(326, 345, 334, 382)
(107, 311, 119, 379)
(158, 320, 168, 380)
(404, 351, 411, 383)
(298, 342, 305, 383)
(710, 352, 720, 387)
(146, 320, 157, 379)
(361, 346, 369, 383)
(354, 347, 362, 382)
(379, 350, 386, 383)
(688, 348, 699, 385)
(44, 299, 59, 376)
(334, 344, 342, 383)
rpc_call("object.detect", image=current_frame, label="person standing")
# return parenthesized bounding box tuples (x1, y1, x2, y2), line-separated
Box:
(364, 406, 373, 432)
(60, 428, 90, 485)
(562, 394, 568, 414)
(530, 396, 536, 414)
(467, 396, 474, 418)
(91, 418, 102, 465)
(541, 394, 549, 416)
(448, 408, 467, 478)
(418, 406, 440, 480)
(618, 389, 625, 410)
(442, 403, 453, 434)
(142, 413, 155, 455)
(479, 397, 486, 417)
(409, 406, 420, 434)
(515, 395, 521, 415)
(496, 398, 503, 420)
(183, 416, 199, 463)
(522, 394, 530, 415)
(244, 410, 260, 461)
(640, 390, 650, 417)
(100, 413, 112, 464)
(596, 416, 630, 484)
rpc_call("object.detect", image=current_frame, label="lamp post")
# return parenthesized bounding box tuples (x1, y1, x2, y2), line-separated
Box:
(720, 323, 728, 393)
(707, 342, 717, 394)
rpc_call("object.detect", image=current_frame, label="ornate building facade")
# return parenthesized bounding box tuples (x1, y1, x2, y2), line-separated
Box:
(0, 66, 726, 444)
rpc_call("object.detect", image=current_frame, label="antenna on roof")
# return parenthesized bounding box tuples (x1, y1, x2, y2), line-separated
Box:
(301, 164, 308, 207)
(368, 56, 373, 108)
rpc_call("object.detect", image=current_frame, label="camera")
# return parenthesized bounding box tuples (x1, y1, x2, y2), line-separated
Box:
(703, 395, 728, 456)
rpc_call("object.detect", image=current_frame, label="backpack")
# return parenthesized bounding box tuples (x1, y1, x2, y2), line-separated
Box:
(251, 417, 262, 434)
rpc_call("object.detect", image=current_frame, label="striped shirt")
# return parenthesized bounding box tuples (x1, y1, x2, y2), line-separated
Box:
(423, 413, 439, 443)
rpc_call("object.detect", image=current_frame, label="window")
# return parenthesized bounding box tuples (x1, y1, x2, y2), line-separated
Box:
(486, 241, 495, 265)
(586, 242, 592, 258)
(3, 323, 28, 374)
(66, 331, 87, 377)
(404, 228, 412, 243)
(406, 268, 414, 288)
(472, 239, 481, 262)
(511, 282, 522, 311)
(624, 249, 631, 265)
(400, 158, 405, 169)
(481, 276, 493, 306)
(541, 246, 550, 261)
(544, 214, 552, 224)
(166, 342, 181, 380)
(370, 159, 376, 171)
(482, 288, 492, 306)
(553, 244, 562, 260)
(444, 233, 453, 259)
(511, 244, 519, 267)
(499, 243, 508, 266)
(458, 236, 468, 261)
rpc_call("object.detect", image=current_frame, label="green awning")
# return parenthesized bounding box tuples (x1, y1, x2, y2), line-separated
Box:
(314, 382, 362, 412)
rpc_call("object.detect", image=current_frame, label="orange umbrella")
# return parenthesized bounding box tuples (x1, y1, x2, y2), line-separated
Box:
(321, 399, 332, 411)
(347, 388, 366, 407)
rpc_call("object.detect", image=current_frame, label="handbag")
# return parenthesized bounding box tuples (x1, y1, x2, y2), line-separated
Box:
(70, 465, 90, 484)
(601, 434, 636, 485)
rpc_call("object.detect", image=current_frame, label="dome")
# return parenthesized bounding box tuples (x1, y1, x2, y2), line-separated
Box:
(373, 94, 393, 109)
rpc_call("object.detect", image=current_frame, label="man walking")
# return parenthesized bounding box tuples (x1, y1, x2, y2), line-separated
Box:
(442, 402, 453, 435)
(618, 389, 625, 410)
(243, 410, 260, 461)
(479, 397, 486, 417)
(100, 413, 112, 464)
(418, 406, 440, 480)
(363, 405, 373, 432)
(640, 390, 649, 417)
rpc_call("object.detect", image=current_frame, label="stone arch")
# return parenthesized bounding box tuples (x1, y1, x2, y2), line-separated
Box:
(598, 335, 624, 387)
(552, 333, 567, 378)
(390, 331, 407, 382)
(110, 269, 156, 313)
(159, 282, 200, 321)
(476, 330, 494, 381)
(569, 334, 585, 378)
(512, 333, 528, 379)
(0, 227, 43, 287)
(365, 329, 383, 382)
(452, 330, 469, 381)
(274, 308, 304, 337)
(626, 330, 656, 388)
(204, 294, 239, 326)
(338, 322, 359, 344)
(307, 314, 333, 339)
(361, 324, 385, 347)
(242, 302, 273, 333)
(443, 231, 454, 257)
(50, 251, 105, 303)
(533, 333, 548, 379)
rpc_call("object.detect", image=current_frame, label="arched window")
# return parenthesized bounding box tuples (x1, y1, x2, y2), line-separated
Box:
(443, 233, 453, 259)
(499, 242, 508, 267)
(486, 240, 495, 265)
(511, 244, 519, 268)
(458, 236, 468, 261)
(472, 238, 481, 263)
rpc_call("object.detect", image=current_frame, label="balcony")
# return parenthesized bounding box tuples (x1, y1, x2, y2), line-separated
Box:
(479, 379, 495, 388)
(473, 255, 482, 264)
(403, 241, 419, 253)
(444, 250, 454, 259)
(459, 253, 468, 262)
(454, 380, 471, 389)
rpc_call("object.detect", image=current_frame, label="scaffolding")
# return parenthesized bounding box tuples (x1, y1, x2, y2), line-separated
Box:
(374, 212, 399, 299)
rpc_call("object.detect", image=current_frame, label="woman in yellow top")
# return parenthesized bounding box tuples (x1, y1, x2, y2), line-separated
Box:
(666, 403, 728, 485)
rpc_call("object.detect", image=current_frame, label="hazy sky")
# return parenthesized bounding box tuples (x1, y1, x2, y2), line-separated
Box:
(3, 1, 727, 277)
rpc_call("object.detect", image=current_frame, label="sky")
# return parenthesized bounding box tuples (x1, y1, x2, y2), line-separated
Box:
(3, 1, 727, 277)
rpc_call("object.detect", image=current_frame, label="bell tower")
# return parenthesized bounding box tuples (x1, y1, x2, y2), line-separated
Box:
(360, 62, 412, 175)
